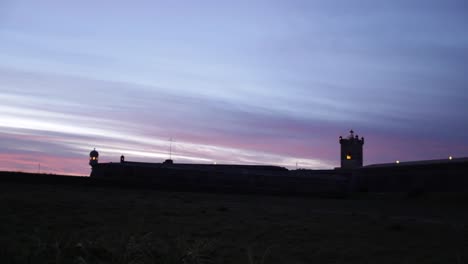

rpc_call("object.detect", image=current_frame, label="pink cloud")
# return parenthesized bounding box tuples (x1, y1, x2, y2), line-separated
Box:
(0, 153, 88, 176)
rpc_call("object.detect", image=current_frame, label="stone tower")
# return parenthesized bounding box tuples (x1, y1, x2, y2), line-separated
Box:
(339, 130, 364, 169)
(89, 148, 99, 167)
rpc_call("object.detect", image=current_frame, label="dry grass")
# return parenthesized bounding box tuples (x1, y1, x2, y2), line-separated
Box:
(0, 182, 467, 263)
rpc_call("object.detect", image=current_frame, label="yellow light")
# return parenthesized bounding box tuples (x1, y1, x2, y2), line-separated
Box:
(346, 155, 352, 160)
(449, 156, 453, 160)
(396, 160, 400, 164)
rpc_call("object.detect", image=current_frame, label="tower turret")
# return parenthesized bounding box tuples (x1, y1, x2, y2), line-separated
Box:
(339, 130, 364, 169)
(89, 148, 99, 167)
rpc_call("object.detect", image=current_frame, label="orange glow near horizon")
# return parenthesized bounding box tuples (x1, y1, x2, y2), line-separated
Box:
(346, 155, 352, 160)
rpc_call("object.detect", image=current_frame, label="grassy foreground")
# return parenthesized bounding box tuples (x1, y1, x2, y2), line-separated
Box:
(0, 181, 467, 264)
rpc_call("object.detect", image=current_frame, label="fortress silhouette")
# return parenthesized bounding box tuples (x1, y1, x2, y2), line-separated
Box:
(89, 130, 468, 193)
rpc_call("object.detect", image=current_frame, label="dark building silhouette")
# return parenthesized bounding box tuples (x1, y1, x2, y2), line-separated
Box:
(89, 148, 99, 167)
(87, 130, 468, 193)
(339, 130, 364, 169)
(163, 159, 174, 165)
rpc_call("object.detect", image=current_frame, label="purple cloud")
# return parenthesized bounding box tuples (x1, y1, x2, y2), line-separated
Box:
(0, 1, 467, 175)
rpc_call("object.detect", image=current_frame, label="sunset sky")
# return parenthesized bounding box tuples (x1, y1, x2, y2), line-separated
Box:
(1, 1, 467, 175)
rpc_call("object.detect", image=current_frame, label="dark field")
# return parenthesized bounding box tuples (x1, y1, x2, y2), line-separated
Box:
(1, 181, 467, 264)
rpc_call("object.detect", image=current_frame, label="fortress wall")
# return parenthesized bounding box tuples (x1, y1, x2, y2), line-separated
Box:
(352, 161, 468, 192)
(90, 163, 348, 194)
(90, 160, 468, 193)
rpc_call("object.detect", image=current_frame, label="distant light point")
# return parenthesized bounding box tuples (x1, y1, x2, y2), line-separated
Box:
(449, 156, 453, 160)
(396, 160, 400, 164)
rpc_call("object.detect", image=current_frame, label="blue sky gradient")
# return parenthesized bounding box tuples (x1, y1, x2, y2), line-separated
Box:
(1, 1, 467, 175)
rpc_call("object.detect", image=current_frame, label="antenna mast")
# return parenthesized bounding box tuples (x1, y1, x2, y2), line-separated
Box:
(169, 137, 173, 160)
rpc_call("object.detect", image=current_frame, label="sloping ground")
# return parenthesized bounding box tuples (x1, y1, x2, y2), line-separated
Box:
(1, 181, 467, 264)
(0, 171, 87, 183)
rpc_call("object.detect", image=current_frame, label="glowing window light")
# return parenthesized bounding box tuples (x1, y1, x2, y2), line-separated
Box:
(346, 155, 352, 160)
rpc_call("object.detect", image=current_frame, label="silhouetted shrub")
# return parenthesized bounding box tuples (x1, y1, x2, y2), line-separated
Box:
(216, 206, 229, 212)
(406, 189, 425, 199)
(387, 223, 404, 232)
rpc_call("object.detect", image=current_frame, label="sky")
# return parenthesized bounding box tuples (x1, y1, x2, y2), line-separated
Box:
(1, 0, 467, 176)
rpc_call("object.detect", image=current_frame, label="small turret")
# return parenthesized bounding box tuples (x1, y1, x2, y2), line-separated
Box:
(89, 148, 99, 167)
(339, 130, 364, 169)
(163, 159, 174, 165)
